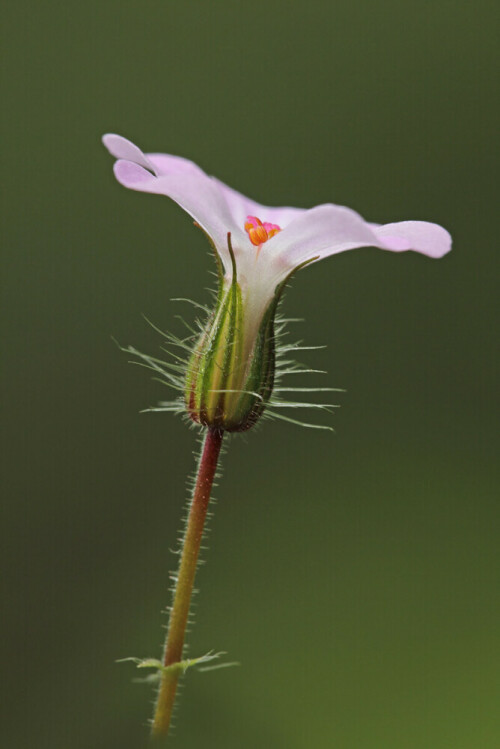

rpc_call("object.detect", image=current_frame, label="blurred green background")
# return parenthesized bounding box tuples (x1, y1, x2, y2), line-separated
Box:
(2, 1, 498, 747)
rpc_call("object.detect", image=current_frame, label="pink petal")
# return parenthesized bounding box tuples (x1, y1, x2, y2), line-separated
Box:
(112, 159, 244, 259)
(270, 204, 380, 265)
(374, 221, 452, 258)
(103, 134, 207, 180)
(146, 152, 206, 179)
(268, 204, 451, 268)
(212, 177, 306, 230)
(102, 134, 157, 175)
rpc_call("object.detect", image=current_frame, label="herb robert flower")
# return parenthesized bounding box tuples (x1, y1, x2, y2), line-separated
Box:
(103, 134, 452, 739)
(103, 134, 451, 432)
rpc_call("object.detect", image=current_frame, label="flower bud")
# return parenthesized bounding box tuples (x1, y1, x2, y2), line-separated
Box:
(185, 276, 277, 432)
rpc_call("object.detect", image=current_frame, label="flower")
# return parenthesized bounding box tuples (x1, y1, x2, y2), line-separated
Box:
(103, 134, 451, 431)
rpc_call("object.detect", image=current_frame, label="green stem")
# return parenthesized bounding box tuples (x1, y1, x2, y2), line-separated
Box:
(151, 427, 224, 740)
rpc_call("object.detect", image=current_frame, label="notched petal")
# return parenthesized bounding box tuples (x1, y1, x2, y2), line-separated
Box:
(102, 133, 157, 175)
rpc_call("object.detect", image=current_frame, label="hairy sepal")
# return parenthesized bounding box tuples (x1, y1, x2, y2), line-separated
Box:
(185, 276, 276, 432)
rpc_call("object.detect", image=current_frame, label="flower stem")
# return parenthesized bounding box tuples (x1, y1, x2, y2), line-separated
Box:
(151, 427, 224, 740)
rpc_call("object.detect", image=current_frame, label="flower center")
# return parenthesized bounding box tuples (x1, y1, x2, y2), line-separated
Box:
(244, 215, 281, 246)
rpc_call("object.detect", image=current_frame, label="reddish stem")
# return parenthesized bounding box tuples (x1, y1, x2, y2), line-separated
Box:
(151, 428, 224, 739)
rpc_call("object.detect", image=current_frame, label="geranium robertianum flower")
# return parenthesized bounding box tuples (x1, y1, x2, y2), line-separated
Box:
(103, 134, 451, 740)
(103, 135, 451, 433)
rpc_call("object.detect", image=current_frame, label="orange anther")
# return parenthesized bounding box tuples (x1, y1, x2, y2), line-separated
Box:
(244, 215, 281, 247)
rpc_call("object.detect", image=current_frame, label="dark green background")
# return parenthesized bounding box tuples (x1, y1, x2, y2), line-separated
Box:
(2, 1, 498, 747)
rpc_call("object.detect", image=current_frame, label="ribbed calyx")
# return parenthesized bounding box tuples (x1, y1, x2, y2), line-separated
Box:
(185, 264, 280, 433)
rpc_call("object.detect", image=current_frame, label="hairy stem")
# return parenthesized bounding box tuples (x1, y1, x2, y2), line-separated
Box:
(151, 427, 224, 740)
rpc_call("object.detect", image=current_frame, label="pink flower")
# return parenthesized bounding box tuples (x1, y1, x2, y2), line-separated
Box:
(103, 134, 451, 432)
(102, 135, 451, 313)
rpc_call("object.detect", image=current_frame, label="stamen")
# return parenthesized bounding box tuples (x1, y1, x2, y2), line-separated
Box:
(245, 215, 282, 247)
